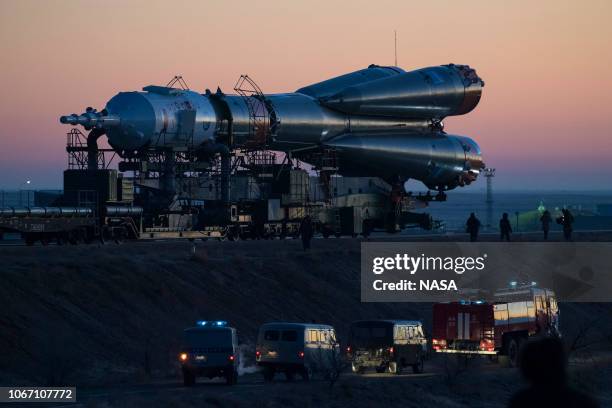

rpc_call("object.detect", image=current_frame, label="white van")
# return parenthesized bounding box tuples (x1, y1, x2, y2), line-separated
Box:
(255, 322, 340, 381)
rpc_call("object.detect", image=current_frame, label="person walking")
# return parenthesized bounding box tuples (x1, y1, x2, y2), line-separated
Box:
(540, 210, 552, 240)
(466, 213, 481, 242)
(299, 215, 314, 250)
(561, 208, 574, 241)
(499, 213, 512, 241)
(362, 208, 371, 239)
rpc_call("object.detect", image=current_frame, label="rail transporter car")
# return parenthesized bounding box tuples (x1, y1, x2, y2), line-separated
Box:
(0, 134, 435, 246)
(1, 63, 488, 244)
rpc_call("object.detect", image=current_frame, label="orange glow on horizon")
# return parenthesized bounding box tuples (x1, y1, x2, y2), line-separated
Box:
(0, 0, 611, 189)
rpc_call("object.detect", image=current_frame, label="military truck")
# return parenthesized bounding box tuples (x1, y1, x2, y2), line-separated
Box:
(347, 320, 427, 374)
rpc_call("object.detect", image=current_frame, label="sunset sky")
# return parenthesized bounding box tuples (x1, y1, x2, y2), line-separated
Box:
(0, 0, 610, 191)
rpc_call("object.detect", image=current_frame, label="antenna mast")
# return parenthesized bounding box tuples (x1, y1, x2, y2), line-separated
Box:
(394, 30, 398, 66)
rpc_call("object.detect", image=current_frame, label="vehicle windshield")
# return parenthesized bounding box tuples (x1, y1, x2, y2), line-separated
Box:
(350, 322, 392, 348)
(183, 329, 232, 348)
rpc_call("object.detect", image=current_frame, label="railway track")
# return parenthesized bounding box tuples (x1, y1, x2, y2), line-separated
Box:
(3, 230, 612, 247)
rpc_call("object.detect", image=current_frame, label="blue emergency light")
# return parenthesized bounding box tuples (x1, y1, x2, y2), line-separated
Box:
(196, 320, 228, 327)
(459, 300, 485, 305)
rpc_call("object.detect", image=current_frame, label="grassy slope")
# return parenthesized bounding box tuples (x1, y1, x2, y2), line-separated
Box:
(0, 239, 430, 385)
(1, 235, 612, 407)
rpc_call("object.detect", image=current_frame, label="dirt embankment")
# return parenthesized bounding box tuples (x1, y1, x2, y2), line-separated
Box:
(0, 239, 429, 386)
(1, 234, 612, 394)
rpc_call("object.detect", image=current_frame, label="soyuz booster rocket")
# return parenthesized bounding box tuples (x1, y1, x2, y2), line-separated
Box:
(60, 64, 485, 191)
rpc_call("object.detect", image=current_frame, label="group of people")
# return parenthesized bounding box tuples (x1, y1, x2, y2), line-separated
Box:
(466, 208, 575, 242)
(299, 207, 577, 247)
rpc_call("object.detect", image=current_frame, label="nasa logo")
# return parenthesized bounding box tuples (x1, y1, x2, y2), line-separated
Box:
(420, 280, 457, 291)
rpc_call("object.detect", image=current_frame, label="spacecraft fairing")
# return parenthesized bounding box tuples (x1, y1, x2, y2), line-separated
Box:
(60, 63, 484, 191)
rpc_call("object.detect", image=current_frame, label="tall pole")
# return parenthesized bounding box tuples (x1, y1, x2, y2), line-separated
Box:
(394, 30, 397, 66)
(19, 180, 32, 207)
(484, 168, 495, 231)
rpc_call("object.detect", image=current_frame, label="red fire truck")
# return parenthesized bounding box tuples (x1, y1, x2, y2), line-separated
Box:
(432, 285, 560, 366)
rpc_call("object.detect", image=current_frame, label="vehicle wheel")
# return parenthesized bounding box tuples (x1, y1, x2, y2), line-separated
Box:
(507, 338, 519, 368)
(24, 234, 35, 246)
(182, 370, 196, 387)
(83, 228, 94, 244)
(74, 229, 85, 244)
(375, 367, 385, 373)
(225, 369, 238, 385)
(285, 370, 295, 382)
(412, 357, 424, 374)
(301, 365, 314, 381)
(351, 362, 365, 374)
(263, 366, 275, 382)
(388, 362, 400, 375)
(113, 228, 126, 244)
